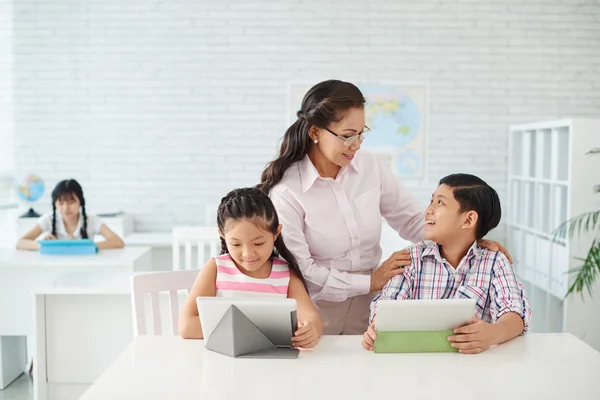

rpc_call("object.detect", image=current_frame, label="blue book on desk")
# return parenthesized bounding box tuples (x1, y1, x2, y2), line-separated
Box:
(39, 239, 98, 255)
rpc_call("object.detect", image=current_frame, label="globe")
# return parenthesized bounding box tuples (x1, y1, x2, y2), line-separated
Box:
(15, 174, 45, 218)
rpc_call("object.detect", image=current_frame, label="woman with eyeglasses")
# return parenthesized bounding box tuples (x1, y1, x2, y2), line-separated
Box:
(257, 80, 509, 335)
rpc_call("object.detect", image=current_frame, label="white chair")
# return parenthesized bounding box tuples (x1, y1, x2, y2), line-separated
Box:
(172, 226, 221, 270)
(130, 269, 200, 336)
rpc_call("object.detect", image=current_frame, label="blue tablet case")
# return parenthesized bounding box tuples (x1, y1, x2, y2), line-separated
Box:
(39, 239, 98, 255)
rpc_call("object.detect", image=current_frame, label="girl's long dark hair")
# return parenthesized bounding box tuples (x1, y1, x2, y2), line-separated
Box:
(51, 179, 88, 239)
(217, 187, 307, 288)
(256, 79, 365, 194)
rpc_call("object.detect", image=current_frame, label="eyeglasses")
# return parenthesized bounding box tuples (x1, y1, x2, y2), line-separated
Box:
(324, 126, 371, 147)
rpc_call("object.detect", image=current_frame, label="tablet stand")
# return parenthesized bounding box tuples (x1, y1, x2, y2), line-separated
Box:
(204, 305, 299, 359)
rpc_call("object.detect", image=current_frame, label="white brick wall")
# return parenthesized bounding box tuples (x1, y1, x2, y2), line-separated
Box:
(0, 0, 13, 179)
(4, 0, 600, 232)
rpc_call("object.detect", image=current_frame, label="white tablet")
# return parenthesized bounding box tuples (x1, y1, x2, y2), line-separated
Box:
(375, 299, 476, 332)
(196, 297, 297, 346)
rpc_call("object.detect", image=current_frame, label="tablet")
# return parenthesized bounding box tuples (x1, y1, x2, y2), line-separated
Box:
(39, 239, 96, 247)
(39, 239, 98, 255)
(375, 299, 476, 332)
(196, 297, 297, 346)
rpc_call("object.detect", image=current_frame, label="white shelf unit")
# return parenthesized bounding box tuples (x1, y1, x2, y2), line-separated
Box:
(507, 119, 600, 350)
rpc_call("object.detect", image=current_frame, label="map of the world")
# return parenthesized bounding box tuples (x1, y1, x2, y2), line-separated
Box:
(290, 83, 427, 178)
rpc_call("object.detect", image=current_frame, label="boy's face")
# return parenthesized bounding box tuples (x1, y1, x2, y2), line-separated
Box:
(424, 184, 477, 244)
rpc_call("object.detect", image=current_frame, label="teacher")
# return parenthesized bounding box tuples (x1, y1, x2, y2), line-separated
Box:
(257, 80, 509, 335)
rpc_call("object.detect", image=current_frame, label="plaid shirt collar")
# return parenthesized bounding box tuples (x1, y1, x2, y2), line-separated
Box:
(420, 240, 483, 265)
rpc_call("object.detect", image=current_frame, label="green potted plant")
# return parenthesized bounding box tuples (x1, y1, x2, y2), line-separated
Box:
(554, 148, 600, 299)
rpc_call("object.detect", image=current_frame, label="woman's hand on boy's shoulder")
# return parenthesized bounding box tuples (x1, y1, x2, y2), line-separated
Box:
(370, 250, 411, 292)
(477, 239, 513, 264)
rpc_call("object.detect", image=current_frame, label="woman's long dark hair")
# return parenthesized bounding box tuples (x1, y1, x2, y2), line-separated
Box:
(256, 79, 365, 194)
(217, 187, 307, 288)
(51, 179, 88, 239)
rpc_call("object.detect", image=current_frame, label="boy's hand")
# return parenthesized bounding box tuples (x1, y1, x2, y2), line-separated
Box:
(447, 317, 498, 354)
(361, 322, 377, 351)
(292, 321, 318, 349)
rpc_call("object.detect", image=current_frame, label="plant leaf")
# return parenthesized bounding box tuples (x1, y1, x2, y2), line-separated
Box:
(587, 148, 600, 156)
(553, 210, 600, 241)
(565, 240, 600, 300)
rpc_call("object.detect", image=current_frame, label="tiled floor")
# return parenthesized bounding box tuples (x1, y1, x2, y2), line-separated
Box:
(0, 375, 32, 400)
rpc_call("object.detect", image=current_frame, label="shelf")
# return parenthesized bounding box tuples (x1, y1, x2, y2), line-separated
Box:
(508, 118, 600, 341)
(509, 127, 570, 182)
(508, 176, 569, 186)
(509, 120, 571, 132)
(506, 223, 567, 246)
(507, 225, 569, 299)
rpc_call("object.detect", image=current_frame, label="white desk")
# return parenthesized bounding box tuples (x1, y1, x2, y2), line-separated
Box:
(32, 271, 191, 400)
(0, 247, 151, 389)
(81, 334, 600, 400)
(124, 232, 173, 248)
(0, 247, 151, 336)
(124, 232, 172, 271)
(0, 247, 151, 271)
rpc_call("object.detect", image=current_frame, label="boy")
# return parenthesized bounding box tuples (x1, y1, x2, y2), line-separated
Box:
(363, 174, 531, 354)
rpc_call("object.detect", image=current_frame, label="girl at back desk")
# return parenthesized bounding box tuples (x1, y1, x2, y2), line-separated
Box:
(16, 179, 125, 251)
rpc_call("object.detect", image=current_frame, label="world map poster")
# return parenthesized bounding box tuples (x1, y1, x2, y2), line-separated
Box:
(289, 83, 427, 179)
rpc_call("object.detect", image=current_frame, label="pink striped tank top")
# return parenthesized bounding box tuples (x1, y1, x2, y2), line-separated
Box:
(215, 254, 290, 298)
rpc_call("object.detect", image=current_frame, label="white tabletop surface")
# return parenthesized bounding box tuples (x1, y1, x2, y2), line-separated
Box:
(124, 232, 173, 247)
(81, 334, 600, 400)
(32, 271, 136, 295)
(0, 246, 151, 268)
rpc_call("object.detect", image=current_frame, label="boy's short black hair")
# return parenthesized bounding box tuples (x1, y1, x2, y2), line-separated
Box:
(439, 174, 501, 240)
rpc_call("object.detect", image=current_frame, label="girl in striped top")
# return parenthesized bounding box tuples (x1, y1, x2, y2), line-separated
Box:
(179, 188, 323, 348)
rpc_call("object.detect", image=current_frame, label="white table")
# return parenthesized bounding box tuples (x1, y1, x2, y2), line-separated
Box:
(124, 232, 172, 271)
(81, 334, 600, 400)
(0, 247, 151, 389)
(33, 271, 190, 400)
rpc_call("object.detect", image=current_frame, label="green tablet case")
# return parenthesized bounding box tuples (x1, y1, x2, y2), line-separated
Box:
(373, 330, 457, 353)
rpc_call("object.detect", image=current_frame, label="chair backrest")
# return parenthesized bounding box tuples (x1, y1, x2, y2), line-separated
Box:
(130, 269, 200, 336)
(172, 226, 220, 270)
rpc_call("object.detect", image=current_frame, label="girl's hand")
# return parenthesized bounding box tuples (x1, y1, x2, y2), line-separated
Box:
(361, 322, 377, 351)
(43, 234, 57, 240)
(292, 321, 319, 349)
